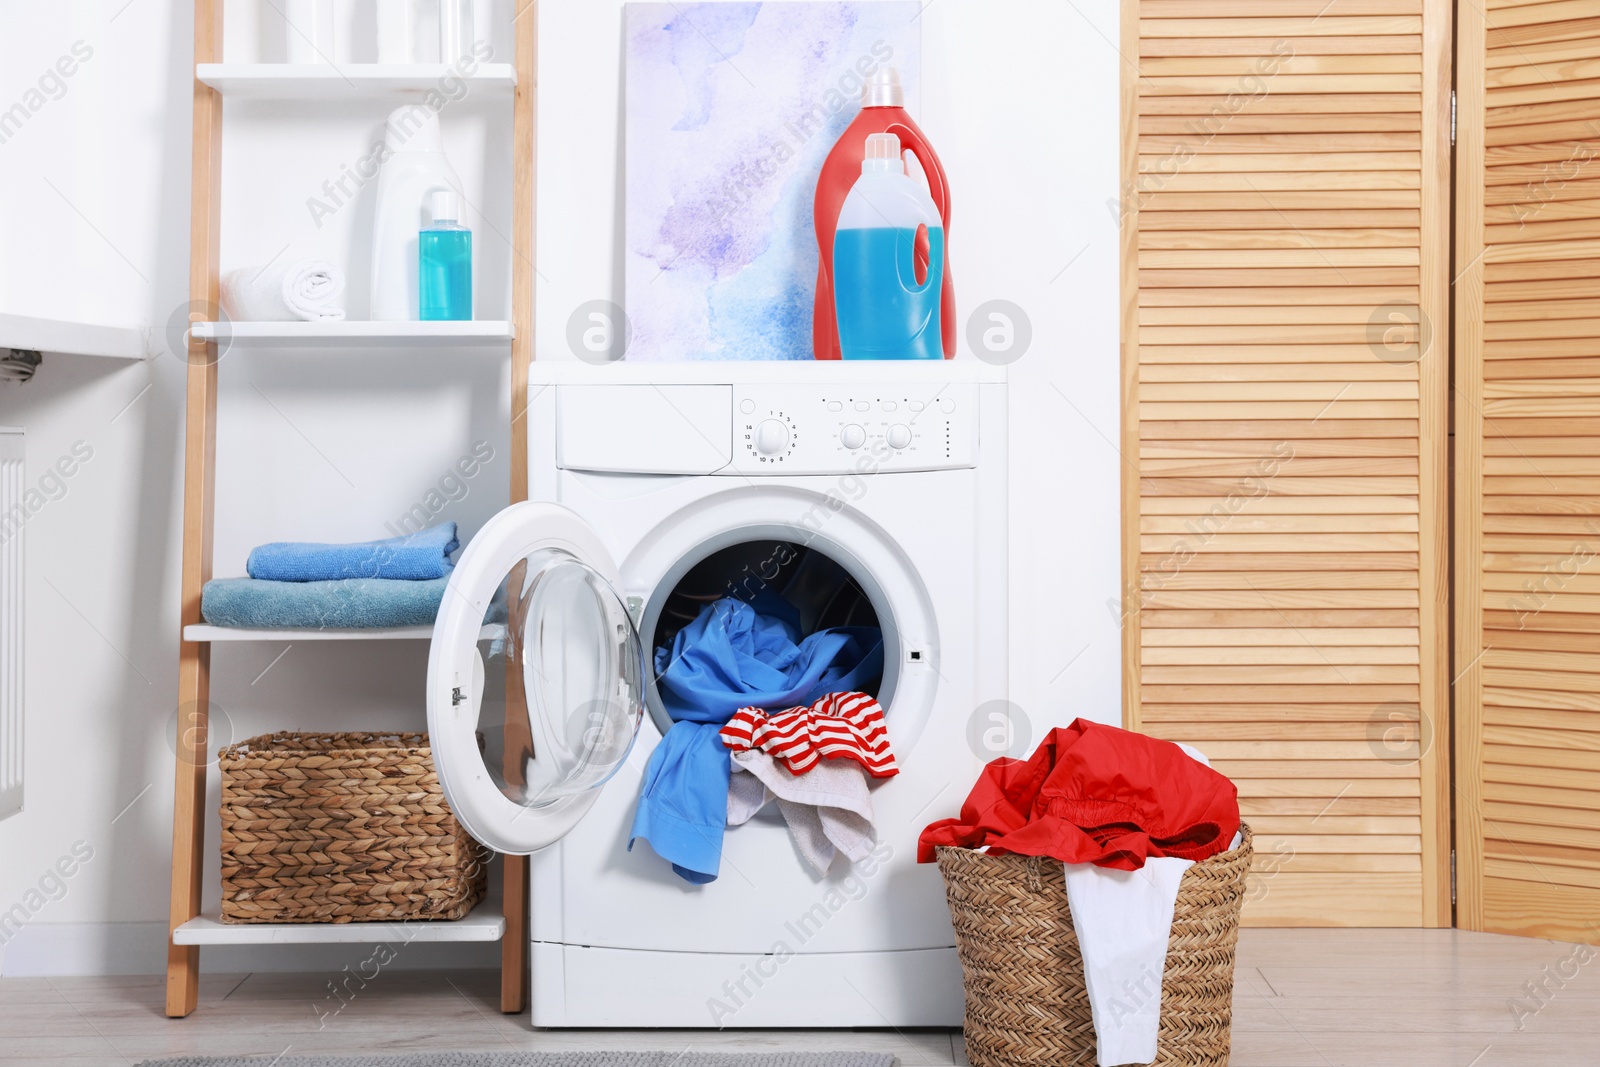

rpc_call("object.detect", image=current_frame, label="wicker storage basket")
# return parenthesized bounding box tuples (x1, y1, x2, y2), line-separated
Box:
(218, 732, 487, 924)
(936, 825, 1252, 1067)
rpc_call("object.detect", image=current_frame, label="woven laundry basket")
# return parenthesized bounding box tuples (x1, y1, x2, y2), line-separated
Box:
(936, 825, 1252, 1067)
(218, 732, 488, 924)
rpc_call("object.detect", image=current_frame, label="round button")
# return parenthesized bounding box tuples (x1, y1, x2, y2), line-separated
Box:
(882, 401, 898, 412)
(827, 401, 843, 412)
(939, 398, 956, 413)
(909, 401, 925, 412)
(740, 399, 756, 415)
(887, 424, 913, 450)
(755, 419, 791, 456)
(840, 424, 867, 450)
(854, 401, 870, 412)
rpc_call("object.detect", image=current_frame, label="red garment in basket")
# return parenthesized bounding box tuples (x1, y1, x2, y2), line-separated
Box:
(917, 718, 1239, 871)
(719, 691, 899, 778)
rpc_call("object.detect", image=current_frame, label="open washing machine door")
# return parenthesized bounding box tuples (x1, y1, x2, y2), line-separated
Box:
(427, 502, 646, 855)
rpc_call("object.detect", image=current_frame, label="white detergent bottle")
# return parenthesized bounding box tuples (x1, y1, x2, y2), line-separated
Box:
(369, 106, 463, 320)
(833, 132, 946, 360)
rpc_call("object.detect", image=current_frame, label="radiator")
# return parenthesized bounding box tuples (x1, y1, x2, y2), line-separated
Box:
(0, 427, 21, 820)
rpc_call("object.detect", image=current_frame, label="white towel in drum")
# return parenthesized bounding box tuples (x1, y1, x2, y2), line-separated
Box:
(727, 748, 876, 876)
(221, 259, 346, 321)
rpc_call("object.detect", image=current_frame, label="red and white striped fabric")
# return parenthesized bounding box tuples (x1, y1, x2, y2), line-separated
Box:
(719, 691, 898, 779)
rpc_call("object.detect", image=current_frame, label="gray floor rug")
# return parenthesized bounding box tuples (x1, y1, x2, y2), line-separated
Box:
(134, 1055, 896, 1067)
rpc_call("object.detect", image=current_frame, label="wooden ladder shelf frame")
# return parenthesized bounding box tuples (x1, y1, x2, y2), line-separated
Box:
(165, 0, 539, 1018)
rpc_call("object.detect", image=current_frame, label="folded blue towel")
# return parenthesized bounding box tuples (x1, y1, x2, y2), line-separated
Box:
(201, 577, 450, 630)
(246, 523, 459, 582)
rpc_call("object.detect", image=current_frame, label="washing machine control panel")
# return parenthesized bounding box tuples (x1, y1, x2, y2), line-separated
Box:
(729, 384, 979, 474)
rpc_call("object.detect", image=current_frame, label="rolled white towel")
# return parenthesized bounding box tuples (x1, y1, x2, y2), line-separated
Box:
(220, 259, 346, 322)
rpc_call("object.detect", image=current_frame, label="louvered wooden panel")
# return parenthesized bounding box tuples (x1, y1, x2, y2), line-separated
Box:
(1120, 0, 1452, 927)
(1456, 0, 1600, 944)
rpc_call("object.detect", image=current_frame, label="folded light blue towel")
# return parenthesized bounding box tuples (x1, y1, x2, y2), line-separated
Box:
(246, 523, 459, 583)
(201, 577, 450, 630)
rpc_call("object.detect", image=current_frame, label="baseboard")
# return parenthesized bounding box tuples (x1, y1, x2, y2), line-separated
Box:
(531, 941, 965, 1027)
(0, 921, 500, 977)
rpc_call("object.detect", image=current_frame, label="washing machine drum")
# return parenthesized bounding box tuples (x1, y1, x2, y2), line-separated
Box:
(427, 502, 646, 855)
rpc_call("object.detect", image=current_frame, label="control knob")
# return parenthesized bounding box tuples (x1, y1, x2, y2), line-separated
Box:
(840, 424, 867, 450)
(886, 424, 913, 450)
(755, 419, 791, 456)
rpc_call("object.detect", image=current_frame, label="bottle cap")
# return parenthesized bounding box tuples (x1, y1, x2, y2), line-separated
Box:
(863, 66, 905, 108)
(862, 133, 904, 174)
(429, 189, 461, 223)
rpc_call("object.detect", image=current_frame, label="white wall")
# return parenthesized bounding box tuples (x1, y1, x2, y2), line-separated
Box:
(0, 0, 1121, 975)
(0, 2, 173, 329)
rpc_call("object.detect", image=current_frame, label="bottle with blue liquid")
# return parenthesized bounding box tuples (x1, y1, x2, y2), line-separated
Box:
(419, 189, 472, 321)
(832, 133, 945, 360)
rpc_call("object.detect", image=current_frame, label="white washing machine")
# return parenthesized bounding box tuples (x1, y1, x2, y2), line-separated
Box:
(426, 361, 1007, 1027)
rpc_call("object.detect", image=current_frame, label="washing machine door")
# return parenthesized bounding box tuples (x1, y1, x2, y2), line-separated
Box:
(427, 501, 646, 855)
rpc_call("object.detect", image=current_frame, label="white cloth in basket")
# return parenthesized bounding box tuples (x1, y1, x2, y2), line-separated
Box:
(1063, 744, 1240, 1067)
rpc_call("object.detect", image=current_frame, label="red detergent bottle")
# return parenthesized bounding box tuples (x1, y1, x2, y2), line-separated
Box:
(814, 67, 954, 361)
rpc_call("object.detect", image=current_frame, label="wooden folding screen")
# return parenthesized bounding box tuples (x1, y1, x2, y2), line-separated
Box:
(1119, 0, 1453, 926)
(1456, 0, 1600, 944)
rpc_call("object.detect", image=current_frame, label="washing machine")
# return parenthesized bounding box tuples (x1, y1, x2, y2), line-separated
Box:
(426, 360, 1007, 1027)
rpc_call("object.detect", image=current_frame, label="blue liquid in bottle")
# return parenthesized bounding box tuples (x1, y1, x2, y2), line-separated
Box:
(834, 225, 945, 361)
(419, 225, 472, 321)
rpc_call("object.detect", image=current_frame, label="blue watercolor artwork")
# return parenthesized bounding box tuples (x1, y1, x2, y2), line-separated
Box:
(624, 1, 923, 361)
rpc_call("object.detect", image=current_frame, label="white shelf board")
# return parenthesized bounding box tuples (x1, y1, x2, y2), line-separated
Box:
(196, 63, 517, 100)
(185, 623, 505, 642)
(191, 320, 513, 348)
(172, 903, 505, 945)
(0, 312, 148, 360)
(187, 623, 430, 642)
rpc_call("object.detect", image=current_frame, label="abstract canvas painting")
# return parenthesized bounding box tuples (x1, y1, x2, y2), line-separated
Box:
(624, 1, 923, 361)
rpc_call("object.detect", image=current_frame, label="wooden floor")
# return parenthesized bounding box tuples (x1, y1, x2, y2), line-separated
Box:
(3, 929, 1595, 1066)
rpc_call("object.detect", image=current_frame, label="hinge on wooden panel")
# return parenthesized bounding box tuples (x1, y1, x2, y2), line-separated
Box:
(1450, 90, 1457, 146)
(1451, 849, 1457, 905)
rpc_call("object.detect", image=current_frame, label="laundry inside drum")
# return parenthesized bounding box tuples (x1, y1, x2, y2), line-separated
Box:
(645, 539, 897, 738)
